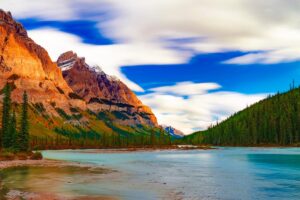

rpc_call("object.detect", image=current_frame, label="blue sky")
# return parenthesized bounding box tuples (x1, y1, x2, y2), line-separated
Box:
(1, 0, 300, 133)
(122, 52, 300, 95)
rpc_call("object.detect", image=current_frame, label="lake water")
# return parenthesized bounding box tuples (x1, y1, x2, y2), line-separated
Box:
(1, 148, 300, 200)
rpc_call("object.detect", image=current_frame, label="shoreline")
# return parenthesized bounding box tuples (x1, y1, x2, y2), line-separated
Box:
(0, 159, 67, 170)
(0, 146, 213, 170)
(0, 158, 106, 170)
(39, 145, 216, 152)
(0, 159, 118, 200)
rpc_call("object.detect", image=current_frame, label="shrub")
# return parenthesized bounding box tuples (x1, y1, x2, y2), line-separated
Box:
(56, 108, 72, 120)
(0, 82, 16, 94)
(70, 107, 79, 113)
(72, 113, 83, 120)
(112, 111, 129, 120)
(33, 102, 46, 113)
(30, 152, 43, 160)
(87, 109, 96, 116)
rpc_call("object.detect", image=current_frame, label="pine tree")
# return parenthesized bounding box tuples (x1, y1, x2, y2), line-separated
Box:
(150, 130, 156, 146)
(18, 91, 29, 152)
(185, 85, 300, 146)
(8, 111, 17, 149)
(1, 83, 11, 149)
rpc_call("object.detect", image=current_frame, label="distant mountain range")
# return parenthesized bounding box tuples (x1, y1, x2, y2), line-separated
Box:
(186, 86, 300, 146)
(0, 9, 165, 147)
(163, 125, 184, 138)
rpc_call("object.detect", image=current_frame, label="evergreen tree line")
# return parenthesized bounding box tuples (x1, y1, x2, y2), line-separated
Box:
(0, 83, 174, 150)
(31, 128, 174, 150)
(184, 86, 300, 146)
(30, 129, 174, 149)
(0, 83, 29, 152)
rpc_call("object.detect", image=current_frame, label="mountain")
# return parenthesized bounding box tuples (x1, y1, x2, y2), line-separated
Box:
(0, 10, 85, 114)
(163, 125, 184, 138)
(57, 51, 158, 127)
(0, 9, 165, 148)
(185, 86, 300, 146)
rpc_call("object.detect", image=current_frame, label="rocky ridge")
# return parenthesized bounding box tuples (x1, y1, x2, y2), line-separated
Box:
(0, 10, 85, 113)
(57, 51, 158, 126)
(0, 9, 157, 127)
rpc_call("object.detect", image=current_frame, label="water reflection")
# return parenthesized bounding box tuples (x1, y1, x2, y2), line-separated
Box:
(1, 148, 300, 200)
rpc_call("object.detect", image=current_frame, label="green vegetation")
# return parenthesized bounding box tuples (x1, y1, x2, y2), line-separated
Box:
(55, 108, 72, 120)
(0, 84, 176, 152)
(0, 84, 30, 157)
(1, 84, 11, 149)
(70, 107, 79, 113)
(8, 111, 17, 149)
(19, 91, 29, 151)
(33, 102, 46, 113)
(185, 86, 300, 146)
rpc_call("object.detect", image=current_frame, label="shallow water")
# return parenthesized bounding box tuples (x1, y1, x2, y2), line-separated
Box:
(1, 148, 300, 200)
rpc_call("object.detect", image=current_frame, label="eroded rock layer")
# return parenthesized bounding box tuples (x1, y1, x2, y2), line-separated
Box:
(57, 51, 158, 126)
(0, 10, 85, 113)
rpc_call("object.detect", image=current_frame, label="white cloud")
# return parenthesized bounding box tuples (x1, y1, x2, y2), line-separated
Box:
(140, 82, 266, 134)
(224, 48, 300, 65)
(98, 0, 300, 64)
(2, 0, 300, 64)
(0, 0, 75, 20)
(0, 1, 289, 131)
(150, 82, 221, 96)
(28, 28, 186, 92)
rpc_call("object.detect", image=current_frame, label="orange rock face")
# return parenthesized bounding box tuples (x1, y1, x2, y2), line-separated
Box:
(0, 10, 86, 113)
(0, 9, 157, 127)
(57, 51, 158, 126)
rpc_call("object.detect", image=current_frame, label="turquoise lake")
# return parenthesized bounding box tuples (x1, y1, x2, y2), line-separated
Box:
(2, 148, 300, 199)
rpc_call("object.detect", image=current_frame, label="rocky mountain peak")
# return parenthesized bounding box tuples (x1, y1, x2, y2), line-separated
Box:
(0, 10, 27, 37)
(57, 51, 158, 126)
(0, 9, 158, 127)
(0, 10, 84, 112)
(57, 51, 79, 71)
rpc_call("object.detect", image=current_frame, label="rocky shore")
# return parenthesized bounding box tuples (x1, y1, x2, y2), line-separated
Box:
(0, 159, 118, 200)
(0, 159, 71, 169)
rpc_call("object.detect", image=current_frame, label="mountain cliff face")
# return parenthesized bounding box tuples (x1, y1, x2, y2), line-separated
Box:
(0, 10, 85, 113)
(57, 51, 158, 126)
(0, 9, 168, 148)
(0, 8, 159, 142)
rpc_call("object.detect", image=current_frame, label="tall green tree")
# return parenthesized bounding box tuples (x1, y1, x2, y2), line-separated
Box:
(150, 129, 156, 146)
(8, 111, 17, 149)
(1, 83, 11, 149)
(18, 91, 29, 151)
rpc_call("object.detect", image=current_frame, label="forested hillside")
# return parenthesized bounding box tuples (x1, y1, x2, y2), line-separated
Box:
(185, 86, 300, 146)
(0, 84, 172, 151)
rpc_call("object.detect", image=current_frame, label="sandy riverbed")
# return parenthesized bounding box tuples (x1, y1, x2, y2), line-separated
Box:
(0, 159, 118, 200)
